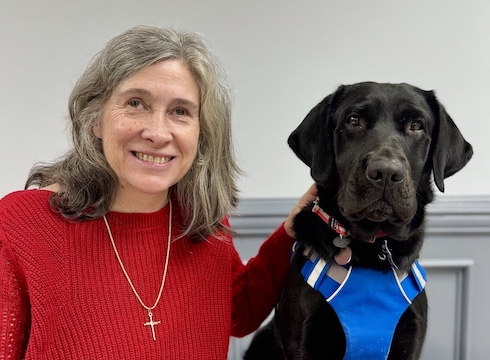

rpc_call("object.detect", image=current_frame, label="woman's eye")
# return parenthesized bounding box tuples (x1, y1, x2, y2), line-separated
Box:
(128, 100, 141, 108)
(174, 108, 187, 116)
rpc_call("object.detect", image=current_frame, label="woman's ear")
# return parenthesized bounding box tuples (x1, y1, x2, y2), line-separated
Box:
(92, 121, 102, 139)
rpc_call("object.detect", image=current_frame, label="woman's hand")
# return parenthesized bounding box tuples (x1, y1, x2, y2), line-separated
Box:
(284, 183, 317, 238)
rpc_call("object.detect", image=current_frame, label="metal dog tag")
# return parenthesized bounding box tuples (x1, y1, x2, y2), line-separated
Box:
(333, 235, 351, 249)
(334, 247, 352, 266)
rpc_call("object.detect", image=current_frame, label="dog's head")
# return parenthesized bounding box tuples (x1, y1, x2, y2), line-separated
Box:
(289, 82, 473, 241)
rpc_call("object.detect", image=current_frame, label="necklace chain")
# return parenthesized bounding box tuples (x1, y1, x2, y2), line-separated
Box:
(103, 199, 172, 312)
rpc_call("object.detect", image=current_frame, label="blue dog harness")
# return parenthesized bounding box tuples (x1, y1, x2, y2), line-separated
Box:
(301, 249, 427, 360)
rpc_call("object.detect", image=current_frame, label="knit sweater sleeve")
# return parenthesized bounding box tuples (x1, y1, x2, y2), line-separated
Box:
(230, 222, 294, 337)
(0, 225, 30, 360)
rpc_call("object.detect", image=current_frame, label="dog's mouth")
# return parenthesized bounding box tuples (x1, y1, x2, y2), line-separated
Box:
(364, 201, 394, 222)
(347, 200, 400, 223)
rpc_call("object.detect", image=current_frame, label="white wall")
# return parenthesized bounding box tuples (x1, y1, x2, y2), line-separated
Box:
(1, 0, 488, 199)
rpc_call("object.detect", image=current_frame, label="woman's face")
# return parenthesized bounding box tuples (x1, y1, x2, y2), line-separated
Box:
(93, 59, 200, 212)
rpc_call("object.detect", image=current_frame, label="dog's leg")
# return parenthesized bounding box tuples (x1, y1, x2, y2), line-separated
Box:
(388, 290, 428, 359)
(243, 318, 284, 360)
(275, 257, 346, 360)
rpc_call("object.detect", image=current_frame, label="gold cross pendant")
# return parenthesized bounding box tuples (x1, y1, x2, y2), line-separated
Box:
(144, 310, 161, 341)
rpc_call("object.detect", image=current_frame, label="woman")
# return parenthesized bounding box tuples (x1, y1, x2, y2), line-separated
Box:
(0, 25, 316, 359)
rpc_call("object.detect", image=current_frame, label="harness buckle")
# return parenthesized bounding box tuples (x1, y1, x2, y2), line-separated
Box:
(378, 239, 398, 269)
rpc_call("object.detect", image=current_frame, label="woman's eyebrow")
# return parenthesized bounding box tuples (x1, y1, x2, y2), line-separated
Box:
(114, 87, 153, 99)
(171, 98, 200, 110)
(114, 88, 199, 109)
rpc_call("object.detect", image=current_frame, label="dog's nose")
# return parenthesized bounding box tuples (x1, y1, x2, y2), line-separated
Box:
(366, 158, 405, 186)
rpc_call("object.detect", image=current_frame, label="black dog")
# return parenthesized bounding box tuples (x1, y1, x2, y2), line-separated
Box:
(245, 82, 473, 360)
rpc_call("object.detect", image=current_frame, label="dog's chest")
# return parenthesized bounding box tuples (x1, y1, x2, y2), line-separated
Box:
(301, 249, 426, 359)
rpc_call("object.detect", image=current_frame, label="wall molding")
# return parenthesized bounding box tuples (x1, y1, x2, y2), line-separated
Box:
(230, 195, 490, 237)
(420, 259, 474, 360)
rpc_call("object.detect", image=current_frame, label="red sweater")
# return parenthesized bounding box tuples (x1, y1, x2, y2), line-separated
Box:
(0, 190, 293, 359)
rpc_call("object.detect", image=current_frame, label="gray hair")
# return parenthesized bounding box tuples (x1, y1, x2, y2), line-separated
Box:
(27, 25, 241, 240)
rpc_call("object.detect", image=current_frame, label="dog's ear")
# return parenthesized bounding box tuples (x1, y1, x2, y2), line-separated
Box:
(288, 86, 344, 184)
(426, 91, 473, 192)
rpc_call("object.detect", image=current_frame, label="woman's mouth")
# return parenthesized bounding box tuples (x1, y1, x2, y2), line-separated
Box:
(133, 151, 172, 164)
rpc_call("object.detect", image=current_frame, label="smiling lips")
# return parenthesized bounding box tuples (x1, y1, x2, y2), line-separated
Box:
(134, 151, 172, 165)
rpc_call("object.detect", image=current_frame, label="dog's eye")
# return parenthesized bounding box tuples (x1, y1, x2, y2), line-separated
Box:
(409, 120, 424, 131)
(347, 115, 362, 127)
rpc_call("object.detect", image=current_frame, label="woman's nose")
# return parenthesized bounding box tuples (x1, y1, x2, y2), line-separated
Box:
(141, 111, 172, 145)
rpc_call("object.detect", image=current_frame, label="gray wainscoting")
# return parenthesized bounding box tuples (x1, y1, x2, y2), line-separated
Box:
(228, 195, 490, 360)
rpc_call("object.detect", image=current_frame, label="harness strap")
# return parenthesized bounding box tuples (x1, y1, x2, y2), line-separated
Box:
(301, 249, 427, 359)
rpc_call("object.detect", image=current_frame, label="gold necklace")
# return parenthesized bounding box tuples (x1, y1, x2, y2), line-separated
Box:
(102, 199, 172, 341)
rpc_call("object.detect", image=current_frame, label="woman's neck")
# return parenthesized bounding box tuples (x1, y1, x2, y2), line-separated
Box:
(110, 188, 169, 213)
(110, 184, 169, 213)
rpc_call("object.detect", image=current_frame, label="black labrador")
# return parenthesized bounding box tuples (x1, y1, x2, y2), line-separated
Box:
(244, 82, 473, 360)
